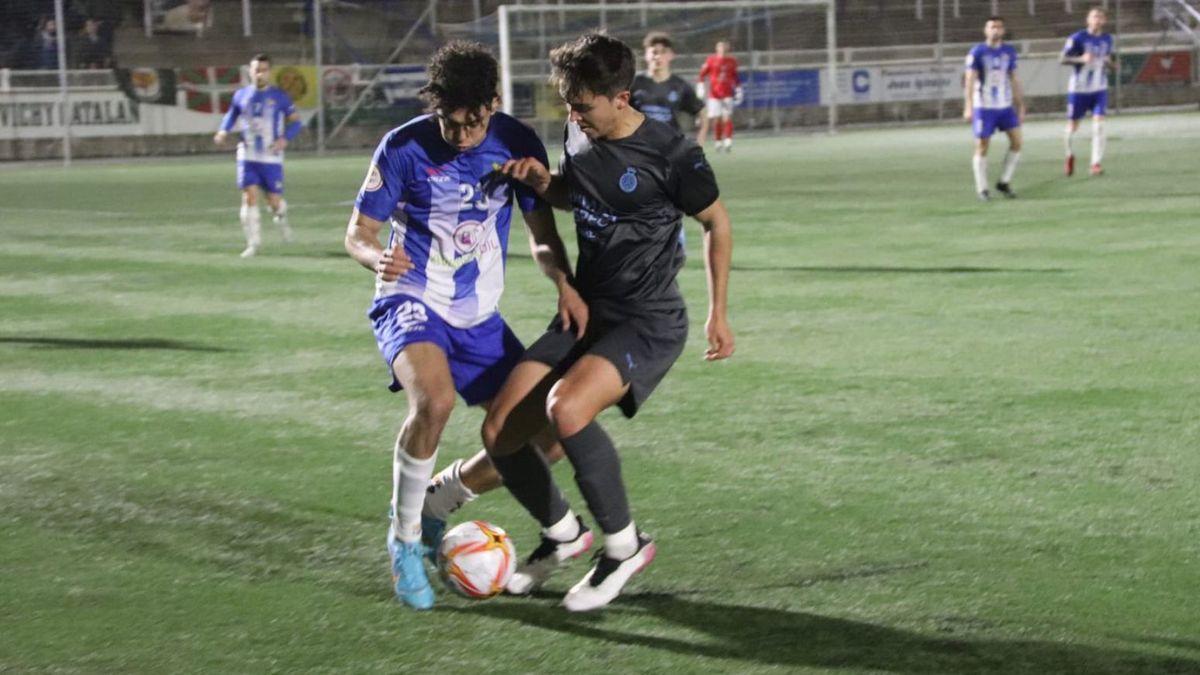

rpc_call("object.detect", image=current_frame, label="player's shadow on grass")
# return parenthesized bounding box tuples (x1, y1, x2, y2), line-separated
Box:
(453, 593, 1199, 673)
(728, 265, 1068, 274)
(0, 336, 233, 352)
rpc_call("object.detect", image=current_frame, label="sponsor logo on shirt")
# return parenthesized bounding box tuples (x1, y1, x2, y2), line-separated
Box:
(453, 220, 485, 253)
(573, 194, 618, 240)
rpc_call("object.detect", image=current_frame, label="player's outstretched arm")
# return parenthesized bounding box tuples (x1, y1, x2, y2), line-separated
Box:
(500, 158, 570, 210)
(522, 204, 588, 338)
(694, 199, 734, 361)
(344, 209, 413, 282)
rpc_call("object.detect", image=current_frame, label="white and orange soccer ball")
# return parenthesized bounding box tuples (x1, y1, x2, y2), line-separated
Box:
(436, 520, 517, 599)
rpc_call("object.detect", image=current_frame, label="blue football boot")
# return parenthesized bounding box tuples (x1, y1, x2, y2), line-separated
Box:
(388, 520, 434, 610)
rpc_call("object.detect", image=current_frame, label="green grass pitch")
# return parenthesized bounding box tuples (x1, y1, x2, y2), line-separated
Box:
(2, 112, 1198, 673)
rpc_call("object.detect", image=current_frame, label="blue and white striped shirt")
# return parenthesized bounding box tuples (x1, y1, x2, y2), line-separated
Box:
(220, 85, 296, 165)
(966, 43, 1019, 110)
(1063, 30, 1113, 94)
(355, 113, 548, 328)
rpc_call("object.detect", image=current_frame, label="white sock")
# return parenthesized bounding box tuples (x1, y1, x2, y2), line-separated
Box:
(1091, 119, 1105, 166)
(1001, 151, 1021, 184)
(544, 510, 581, 543)
(604, 521, 638, 560)
(422, 458, 478, 521)
(391, 444, 437, 543)
(239, 204, 261, 248)
(272, 199, 293, 241)
(1065, 127, 1075, 157)
(972, 154, 988, 193)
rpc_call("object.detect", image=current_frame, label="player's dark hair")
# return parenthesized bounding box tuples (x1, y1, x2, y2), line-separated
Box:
(250, 52, 270, 64)
(643, 31, 673, 51)
(550, 33, 635, 100)
(420, 40, 499, 117)
(986, 15, 1005, 23)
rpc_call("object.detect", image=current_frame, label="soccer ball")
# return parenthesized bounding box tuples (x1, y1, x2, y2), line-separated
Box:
(436, 520, 517, 599)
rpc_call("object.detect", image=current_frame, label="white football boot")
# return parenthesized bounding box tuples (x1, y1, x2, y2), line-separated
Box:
(562, 532, 656, 612)
(505, 517, 593, 595)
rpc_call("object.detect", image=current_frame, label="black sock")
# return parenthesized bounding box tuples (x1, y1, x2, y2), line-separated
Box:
(560, 422, 631, 535)
(490, 444, 569, 529)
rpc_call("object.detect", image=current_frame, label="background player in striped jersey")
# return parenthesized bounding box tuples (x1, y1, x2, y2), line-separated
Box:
(343, 41, 581, 610)
(630, 32, 707, 141)
(1060, 7, 1114, 177)
(963, 17, 1025, 201)
(697, 39, 742, 152)
(213, 54, 302, 257)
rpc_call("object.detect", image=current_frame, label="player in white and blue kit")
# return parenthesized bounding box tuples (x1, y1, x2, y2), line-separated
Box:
(1061, 7, 1114, 176)
(214, 53, 304, 257)
(963, 17, 1026, 201)
(343, 42, 583, 610)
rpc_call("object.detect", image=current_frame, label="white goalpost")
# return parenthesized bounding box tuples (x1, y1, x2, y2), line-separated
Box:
(497, 0, 838, 137)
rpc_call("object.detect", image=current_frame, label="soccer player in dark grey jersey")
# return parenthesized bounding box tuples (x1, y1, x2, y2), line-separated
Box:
(485, 33, 735, 611)
(630, 32, 706, 140)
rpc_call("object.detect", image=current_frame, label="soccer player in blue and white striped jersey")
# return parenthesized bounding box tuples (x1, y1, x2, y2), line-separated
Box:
(214, 53, 303, 256)
(1061, 7, 1114, 176)
(963, 17, 1026, 201)
(344, 42, 582, 610)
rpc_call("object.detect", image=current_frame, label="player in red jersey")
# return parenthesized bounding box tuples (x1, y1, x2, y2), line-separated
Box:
(697, 39, 742, 152)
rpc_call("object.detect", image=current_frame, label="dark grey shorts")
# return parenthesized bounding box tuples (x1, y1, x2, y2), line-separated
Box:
(521, 307, 689, 418)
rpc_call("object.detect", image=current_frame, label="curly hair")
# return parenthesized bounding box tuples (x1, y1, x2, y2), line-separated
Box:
(419, 41, 499, 115)
(549, 33, 635, 101)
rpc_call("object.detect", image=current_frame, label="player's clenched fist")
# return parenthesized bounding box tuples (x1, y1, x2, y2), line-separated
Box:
(498, 158, 551, 196)
(375, 244, 413, 282)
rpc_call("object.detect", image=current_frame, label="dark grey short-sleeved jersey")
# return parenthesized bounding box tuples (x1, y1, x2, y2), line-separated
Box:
(561, 117, 719, 312)
(630, 73, 704, 131)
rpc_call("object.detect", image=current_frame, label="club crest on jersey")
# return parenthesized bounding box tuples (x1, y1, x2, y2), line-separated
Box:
(667, 90, 679, 103)
(363, 164, 383, 192)
(619, 167, 638, 193)
(453, 220, 485, 253)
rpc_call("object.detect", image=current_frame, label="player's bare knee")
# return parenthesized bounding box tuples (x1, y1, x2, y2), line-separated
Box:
(242, 190, 257, 207)
(481, 414, 503, 454)
(545, 384, 590, 439)
(410, 390, 455, 430)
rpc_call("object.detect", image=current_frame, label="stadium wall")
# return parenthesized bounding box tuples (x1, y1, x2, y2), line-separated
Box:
(2, 44, 1196, 161)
